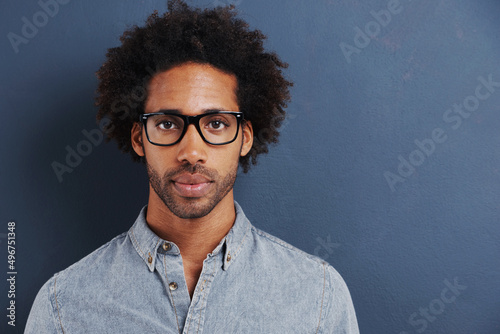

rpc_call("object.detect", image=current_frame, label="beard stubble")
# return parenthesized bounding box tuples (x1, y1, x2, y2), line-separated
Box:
(146, 160, 238, 219)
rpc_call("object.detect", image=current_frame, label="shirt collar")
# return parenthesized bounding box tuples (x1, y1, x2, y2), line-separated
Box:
(128, 201, 251, 272)
(220, 201, 251, 271)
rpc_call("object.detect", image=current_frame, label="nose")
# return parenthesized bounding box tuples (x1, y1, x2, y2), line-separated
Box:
(176, 124, 208, 165)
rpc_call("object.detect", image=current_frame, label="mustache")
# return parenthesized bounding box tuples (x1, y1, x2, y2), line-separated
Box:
(163, 163, 219, 181)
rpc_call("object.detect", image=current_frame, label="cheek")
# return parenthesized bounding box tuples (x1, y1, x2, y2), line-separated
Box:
(213, 148, 240, 167)
(144, 147, 173, 171)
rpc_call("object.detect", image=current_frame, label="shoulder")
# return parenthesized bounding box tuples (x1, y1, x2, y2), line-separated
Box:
(246, 224, 347, 286)
(44, 230, 130, 282)
(25, 232, 130, 333)
(59, 231, 130, 277)
(249, 225, 327, 267)
(247, 226, 359, 332)
(251, 224, 352, 294)
(54, 231, 134, 292)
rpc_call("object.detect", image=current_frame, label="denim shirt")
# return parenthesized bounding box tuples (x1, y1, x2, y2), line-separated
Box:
(25, 202, 359, 333)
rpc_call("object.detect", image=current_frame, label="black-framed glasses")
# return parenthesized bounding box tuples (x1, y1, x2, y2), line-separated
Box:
(139, 111, 244, 146)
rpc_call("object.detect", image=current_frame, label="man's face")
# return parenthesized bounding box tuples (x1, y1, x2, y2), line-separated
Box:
(131, 63, 253, 219)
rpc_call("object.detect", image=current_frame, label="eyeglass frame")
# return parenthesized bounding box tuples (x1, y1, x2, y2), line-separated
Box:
(139, 111, 245, 146)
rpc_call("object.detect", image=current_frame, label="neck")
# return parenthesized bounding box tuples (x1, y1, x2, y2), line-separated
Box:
(145, 187, 236, 264)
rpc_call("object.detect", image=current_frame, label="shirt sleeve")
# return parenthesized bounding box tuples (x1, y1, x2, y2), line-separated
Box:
(24, 276, 63, 334)
(319, 264, 360, 334)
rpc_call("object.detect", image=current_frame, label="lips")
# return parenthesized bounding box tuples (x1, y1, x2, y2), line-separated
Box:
(172, 174, 213, 198)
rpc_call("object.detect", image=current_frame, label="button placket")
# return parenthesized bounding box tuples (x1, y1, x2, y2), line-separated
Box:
(184, 251, 222, 334)
(162, 243, 179, 293)
(160, 244, 192, 333)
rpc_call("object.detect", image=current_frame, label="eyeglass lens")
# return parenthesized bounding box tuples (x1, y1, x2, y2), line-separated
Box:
(145, 113, 239, 145)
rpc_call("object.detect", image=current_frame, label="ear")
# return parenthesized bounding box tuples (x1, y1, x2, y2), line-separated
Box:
(240, 121, 253, 157)
(131, 122, 145, 157)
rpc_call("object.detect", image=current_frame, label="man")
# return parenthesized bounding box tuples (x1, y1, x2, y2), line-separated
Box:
(26, 1, 359, 333)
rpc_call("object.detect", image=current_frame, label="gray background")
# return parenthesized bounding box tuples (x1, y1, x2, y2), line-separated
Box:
(1, 0, 499, 333)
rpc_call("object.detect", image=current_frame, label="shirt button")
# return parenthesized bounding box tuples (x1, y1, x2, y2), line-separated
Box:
(147, 254, 153, 264)
(227, 253, 232, 262)
(162, 243, 171, 251)
(169, 282, 178, 291)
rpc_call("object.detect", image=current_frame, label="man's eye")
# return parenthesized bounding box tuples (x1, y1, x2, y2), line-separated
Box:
(209, 121, 224, 129)
(158, 121, 178, 130)
(207, 119, 229, 130)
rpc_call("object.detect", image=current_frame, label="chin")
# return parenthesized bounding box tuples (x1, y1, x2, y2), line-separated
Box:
(164, 197, 218, 219)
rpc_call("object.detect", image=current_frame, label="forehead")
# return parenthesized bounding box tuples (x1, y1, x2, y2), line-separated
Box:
(144, 62, 239, 114)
